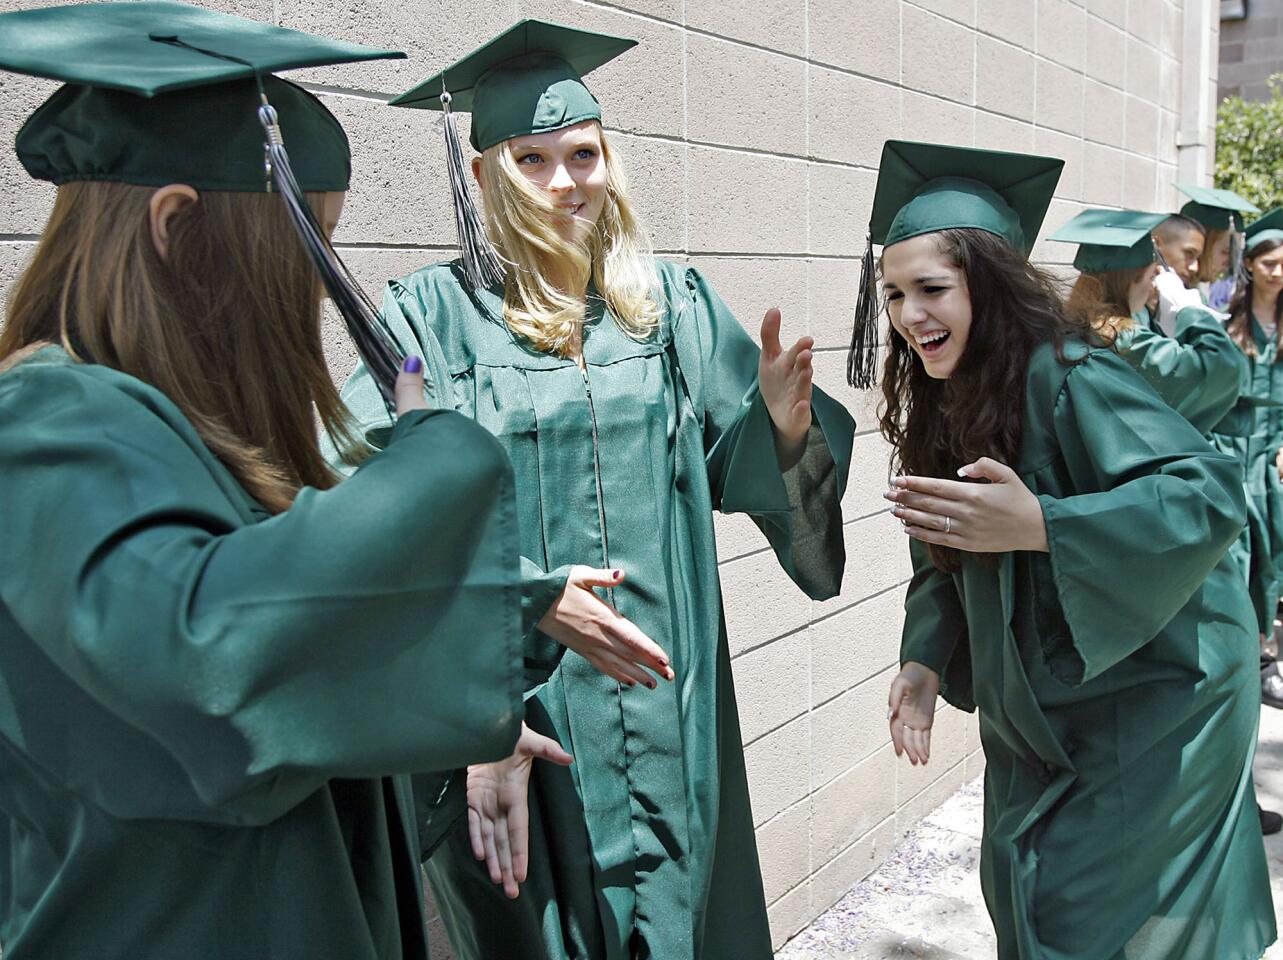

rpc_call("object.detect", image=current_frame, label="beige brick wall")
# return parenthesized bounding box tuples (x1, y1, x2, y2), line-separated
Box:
(0, 0, 1215, 953)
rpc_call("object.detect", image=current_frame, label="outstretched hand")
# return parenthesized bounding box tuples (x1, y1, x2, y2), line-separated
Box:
(467, 723, 574, 899)
(885, 458, 1048, 554)
(758, 308, 814, 459)
(888, 661, 940, 765)
(538, 566, 675, 687)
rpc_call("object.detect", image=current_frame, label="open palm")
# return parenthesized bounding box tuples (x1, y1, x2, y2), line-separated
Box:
(466, 723, 572, 899)
(758, 307, 814, 445)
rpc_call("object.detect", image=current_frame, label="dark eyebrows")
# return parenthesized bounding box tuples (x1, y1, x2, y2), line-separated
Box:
(882, 274, 952, 291)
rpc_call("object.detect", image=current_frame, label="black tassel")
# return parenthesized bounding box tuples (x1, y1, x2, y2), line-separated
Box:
(439, 91, 507, 291)
(258, 102, 402, 413)
(143, 38, 402, 413)
(847, 233, 880, 390)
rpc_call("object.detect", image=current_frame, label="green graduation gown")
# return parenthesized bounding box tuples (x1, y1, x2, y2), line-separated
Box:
(1113, 305, 1281, 631)
(1209, 314, 1283, 634)
(338, 258, 855, 960)
(0, 347, 525, 959)
(1113, 304, 1245, 436)
(901, 339, 1274, 960)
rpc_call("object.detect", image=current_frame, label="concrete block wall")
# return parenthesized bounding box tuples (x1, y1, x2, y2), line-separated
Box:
(0, 0, 1211, 953)
(1219, 0, 1283, 101)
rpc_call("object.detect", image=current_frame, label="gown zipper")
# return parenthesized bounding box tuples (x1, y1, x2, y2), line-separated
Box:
(580, 362, 614, 606)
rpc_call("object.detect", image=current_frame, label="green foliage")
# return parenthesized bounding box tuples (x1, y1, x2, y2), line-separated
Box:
(1216, 74, 1283, 221)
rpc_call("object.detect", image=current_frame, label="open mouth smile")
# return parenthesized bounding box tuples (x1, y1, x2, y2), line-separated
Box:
(914, 329, 950, 356)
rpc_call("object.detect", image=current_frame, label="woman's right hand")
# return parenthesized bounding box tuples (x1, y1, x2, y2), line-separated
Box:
(538, 566, 674, 688)
(888, 661, 940, 765)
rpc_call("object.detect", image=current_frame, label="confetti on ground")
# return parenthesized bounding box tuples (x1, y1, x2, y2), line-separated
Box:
(779, 707, 1283, 959)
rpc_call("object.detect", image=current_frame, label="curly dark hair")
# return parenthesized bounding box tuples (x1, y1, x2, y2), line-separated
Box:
(877, 228, 1095, 572)
(1226, 237, 1283, 358)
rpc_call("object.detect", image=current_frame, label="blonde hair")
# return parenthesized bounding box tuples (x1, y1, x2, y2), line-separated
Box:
(0, 180, 363, 513)
(1195, 228, 1231, 284)
(477, 125, 661, 356)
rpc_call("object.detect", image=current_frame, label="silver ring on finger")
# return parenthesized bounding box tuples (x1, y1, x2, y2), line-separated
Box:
(943, 515, 952, 535)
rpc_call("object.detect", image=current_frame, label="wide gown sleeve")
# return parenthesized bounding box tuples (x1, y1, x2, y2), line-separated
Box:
(1037, 350, 1247, 684)
(900, 539, 975, 711)
(0, 363, 524, 826)
(1115, 305, 1246, 434)
(680, 268, 856, 600)
(338, 282, 572, 648)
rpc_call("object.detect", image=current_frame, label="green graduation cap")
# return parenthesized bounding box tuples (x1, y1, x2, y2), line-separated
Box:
(392, 19, 636, 151)
(1048, 209, 1167, 273)
(847, 140, 1064, 389)
(869, 141, 1064, 254)
(1246, 208, 1283, 254)
(389, 20, 637, 291)
(1175, 184, 1260, 231)
(0, 0, 407, 402)
(0, 0, 404, 192)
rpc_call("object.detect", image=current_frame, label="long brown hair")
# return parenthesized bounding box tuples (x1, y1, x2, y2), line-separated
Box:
(0, 180, 362, 512)
(1227, 236, 1283, 358)
(1064, 266, 1151, 343)
(878, 228, 1093, 572)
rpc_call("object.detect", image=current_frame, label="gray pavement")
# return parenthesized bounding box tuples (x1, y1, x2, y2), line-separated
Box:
(779, 706, 1283, 959)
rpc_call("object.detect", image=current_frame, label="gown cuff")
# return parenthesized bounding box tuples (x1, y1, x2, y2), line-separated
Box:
(522, 562, 573, 688)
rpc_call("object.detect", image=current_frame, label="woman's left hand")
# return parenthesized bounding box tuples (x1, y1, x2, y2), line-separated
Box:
(885, 457, 1049, 554)
(1275, 447, 1283, 483)
(466, 723, 573, 899)
(758, 308, 814, 455)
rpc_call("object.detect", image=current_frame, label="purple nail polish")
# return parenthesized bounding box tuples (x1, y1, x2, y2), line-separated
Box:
(403, 355, 423, 374)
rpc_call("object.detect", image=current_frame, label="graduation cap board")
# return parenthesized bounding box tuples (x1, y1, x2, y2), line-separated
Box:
(846, 140, 1065, 389)
(0, 1, 406, 405)
(1175, 184, 1260, 231)
(1247, 208, 1283, 254)
(390, 20, 637, 291)
(1048, 209, 1167, 274)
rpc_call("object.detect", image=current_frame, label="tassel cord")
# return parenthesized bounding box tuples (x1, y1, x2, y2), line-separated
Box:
(259, 104, 402, 414)
(439, 91, 507, 292)
(847, 235, 880, 390)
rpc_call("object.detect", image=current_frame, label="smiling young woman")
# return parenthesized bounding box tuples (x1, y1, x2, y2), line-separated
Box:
(1214, 211, 1283, 659)
(856, 140, 1274, 960)
(335, 20, 855, 960)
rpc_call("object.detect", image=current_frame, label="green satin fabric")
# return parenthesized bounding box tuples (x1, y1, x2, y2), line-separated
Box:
(0, 347, 525, 959)
(337, 258, 855, 960)
(1209, 315, 1283, 633)
(1114, 305, 1246, 436)
(901, 340, 1274, 960)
